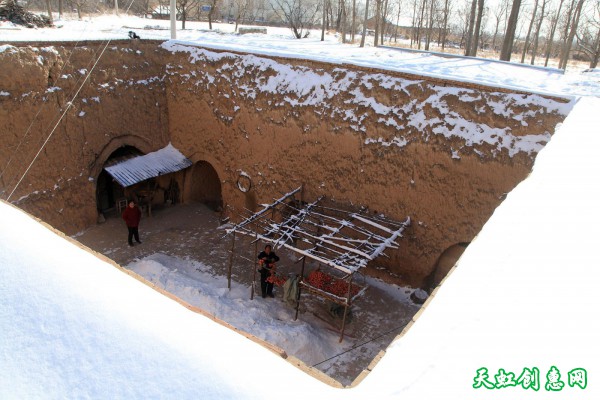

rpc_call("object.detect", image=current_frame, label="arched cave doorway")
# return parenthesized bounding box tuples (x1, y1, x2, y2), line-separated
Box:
(187, 161, 223, 211)
(96, 146, 143, 214)
(425, 242, 470, 291)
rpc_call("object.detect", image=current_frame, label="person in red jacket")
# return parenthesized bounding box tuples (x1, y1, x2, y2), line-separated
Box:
(122, 200, 142, 247)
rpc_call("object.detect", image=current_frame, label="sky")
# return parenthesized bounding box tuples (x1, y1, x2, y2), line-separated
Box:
(1, 13, 600, 400)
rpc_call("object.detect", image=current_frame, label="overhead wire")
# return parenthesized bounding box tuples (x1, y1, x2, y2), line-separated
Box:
(312, 322, 408, 367)
(0, 17, 97, 182)
(4, 0, 138, 202)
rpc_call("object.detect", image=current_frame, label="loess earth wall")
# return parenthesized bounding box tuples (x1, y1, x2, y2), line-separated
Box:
(0, 40, 573, 286)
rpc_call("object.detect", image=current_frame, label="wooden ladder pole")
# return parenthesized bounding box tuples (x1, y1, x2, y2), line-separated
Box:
(294, 256, 306, 321)
(228, 231, 236, 290)
(251, 234, 258, 300)
(339, 274, 354, 343)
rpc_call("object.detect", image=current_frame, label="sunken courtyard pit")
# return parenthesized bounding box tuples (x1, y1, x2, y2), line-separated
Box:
(0, 40, 573, 384)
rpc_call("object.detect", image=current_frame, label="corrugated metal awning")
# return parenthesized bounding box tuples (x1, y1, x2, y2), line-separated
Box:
(104, 143, 192, 187)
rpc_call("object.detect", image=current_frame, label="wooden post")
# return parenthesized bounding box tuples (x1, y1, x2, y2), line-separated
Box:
(251, 235, 258, 300)
(294, 256, 306, 321)
(339, 273, 354, 343)
(228, 231, 235, 290)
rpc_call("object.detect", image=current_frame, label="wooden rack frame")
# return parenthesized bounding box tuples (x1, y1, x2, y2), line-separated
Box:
(225, 186, 410, 342)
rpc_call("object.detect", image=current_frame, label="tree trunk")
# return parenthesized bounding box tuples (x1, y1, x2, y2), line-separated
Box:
(45, 0, 53, 24)
(410, 0, 418, 47)
(491, 21, 500, 51)
(543, 0, 564, 66)
(394, 2, 402, 43)
(360, 0, 370, 47)
(520, 0, 539, 63)
(465, 0, 477, 55)
(500, 0, 522, 61)
(374, 0, 381, 46)
(208, 2, 215, 30)
(425, 0, 435, 50)
(415, 0, 427, 49)
(351, 0, 356, 42)
(591, 27, 600, 68)
(470, 0, 485, 56)
(341, 0, 347, 43)
(530, 0, 547, 64)
(441, 0, 449, 50)
(556, 0, 576, 66)
(321, 0, 327, 41)
(380, 0, 389, 45)
(558, 0, 586, 70)
(58, 0, 63, 18)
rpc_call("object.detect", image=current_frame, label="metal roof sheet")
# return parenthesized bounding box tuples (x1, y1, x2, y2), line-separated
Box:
(104, 143, 192, 187)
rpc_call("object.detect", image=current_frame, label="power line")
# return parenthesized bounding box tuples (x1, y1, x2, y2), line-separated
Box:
(5, 0, 139, 202)
(312, 322, 407, 367)
(0, 20, 96, 183)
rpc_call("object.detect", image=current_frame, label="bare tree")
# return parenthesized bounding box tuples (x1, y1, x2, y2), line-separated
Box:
(544, 0, 565, 65)
(177, 0, 198, 29)
(360, 0, 370, 47)
(67, 0, 88, 19)
(45, 0, 53, 24)
(414, 0, 427, 48)
(341, 0, 348, 43)
(465, 0, 477, 54)
(234, 0, 250, 31)
(391, 0, 402, 42)
(490, 0, 509, 51)
(321, 0, 328, 40)
(576, 0, 600, 67)
(500, 0, 522, 60)
(465, 0, 485, 56)
(351, 0, 356, 41)
(272, 0, 320, 38)
(456, 0, 473, 48)
(558, 0, 586, 69)
(374, 0, 381, 45)
(439, 0, 451, 49)
(472, 0, 485, 55)
(129, 0, 153, 16)
(520, 0, 540, 63)
(529, 0, 549, 64)
(424, 0, 436, 50)
(207, 0, 221, 30)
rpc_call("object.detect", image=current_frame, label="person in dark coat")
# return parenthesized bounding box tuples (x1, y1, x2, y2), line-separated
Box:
(122, 200, 142, 247)
(257, 244, 279, 298)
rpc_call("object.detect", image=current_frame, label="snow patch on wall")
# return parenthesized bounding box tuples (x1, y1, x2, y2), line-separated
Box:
(0, 44, 17, 54)
(161, 42, 574, 159)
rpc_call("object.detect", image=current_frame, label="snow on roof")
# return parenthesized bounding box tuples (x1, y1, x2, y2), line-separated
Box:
(104, 143, 192, 187)
(227, 188, 411, 274)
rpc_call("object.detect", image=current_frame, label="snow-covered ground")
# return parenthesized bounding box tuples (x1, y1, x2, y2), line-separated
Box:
(2, 14, 599, 98)
(2, 96, 599, 400)
(126, 251, 417, 376)
(1, 13, 599, 399)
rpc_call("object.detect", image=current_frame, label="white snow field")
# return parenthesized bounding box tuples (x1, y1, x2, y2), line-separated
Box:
(1, 13, 599, 400)
(1, 96, 598, 399)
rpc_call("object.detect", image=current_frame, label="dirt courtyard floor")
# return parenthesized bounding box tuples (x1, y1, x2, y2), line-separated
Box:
(73, 201, 422, 386)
